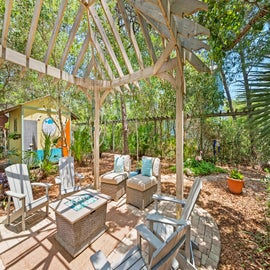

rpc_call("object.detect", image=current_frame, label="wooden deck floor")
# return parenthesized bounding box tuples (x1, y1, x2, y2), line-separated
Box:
(0, 192, 220, 270)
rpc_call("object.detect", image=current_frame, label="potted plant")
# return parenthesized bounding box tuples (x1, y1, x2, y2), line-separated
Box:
(227, 168, 244, 194)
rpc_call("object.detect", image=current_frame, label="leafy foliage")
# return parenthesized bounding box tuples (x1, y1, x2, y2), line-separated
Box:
(199, 0, 270, 64)
(248, 56, 270, 139)
(182, 158, 226, 176)
(71, 126, 92, 165)
(211, 117, 251, 165)
(229, 168, 244, 180)
(23, 150, 39, 169)
(39, 133, 57, 177)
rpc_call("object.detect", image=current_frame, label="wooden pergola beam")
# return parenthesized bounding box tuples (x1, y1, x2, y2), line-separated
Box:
(153, 40, 175, 75)
(174, 17, 210, 38)
(100, 0, 134, 75)
(89, 7, 128, 81)
(118, 0, 144, 69)
(84, 56, 95, 78)
(180, 36, 209, 51)
(58, 4, 84, 69)
(44, 0, 68, 65)
(137, 14, 157, 64)
(72, 31, 91, 76)
(111, 57, 178, 88)
(171, 0, 208, 16)
(1, 0, 12, 49)
(131, 1, 170, 39)
(86, 14, 123, 94)
(0, 45, 111, 90)
(184, 49, 210, 73)
(0, 0, 12, 65)
(25, 0, 43, 58)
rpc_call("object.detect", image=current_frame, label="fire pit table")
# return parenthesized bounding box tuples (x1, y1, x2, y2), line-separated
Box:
(51, 189, 111, 257)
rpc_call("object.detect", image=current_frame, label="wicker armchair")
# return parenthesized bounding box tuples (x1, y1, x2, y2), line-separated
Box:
(126, 156, 161, 210)
(100, 155, 131, 201)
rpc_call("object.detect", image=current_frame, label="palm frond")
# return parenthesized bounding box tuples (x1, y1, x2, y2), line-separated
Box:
(248, 56, 270, 138)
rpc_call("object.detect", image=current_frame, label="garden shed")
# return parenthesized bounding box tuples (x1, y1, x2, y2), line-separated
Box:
(0, 96, 77, 164)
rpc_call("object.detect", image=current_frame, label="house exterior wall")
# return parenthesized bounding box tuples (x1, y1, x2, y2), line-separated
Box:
(0, 115, 8, 157)
(23, 110, 66, 150)
(8, 108, 22, 163)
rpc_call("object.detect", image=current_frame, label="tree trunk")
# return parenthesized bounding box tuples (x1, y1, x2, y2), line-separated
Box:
(120, 94, 129, 154)
(220, 67, 236, 120)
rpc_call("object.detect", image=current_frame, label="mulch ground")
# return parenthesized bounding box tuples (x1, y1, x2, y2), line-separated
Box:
(1, 153, 269, 269)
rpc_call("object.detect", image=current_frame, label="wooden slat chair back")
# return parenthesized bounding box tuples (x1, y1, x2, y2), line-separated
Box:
(59, 156, 75, 190)
(5, 163, 51, 230)
(90, 222, 193, 270)
(55, 157, 83, 198)
(151, 177, 202, 222)
(178, 177, 203, 221)
(149, 224, 190, 270)
(147, 177, 202, 267)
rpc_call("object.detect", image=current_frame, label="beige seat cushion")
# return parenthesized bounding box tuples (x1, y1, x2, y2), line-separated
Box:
(127, 174, 157, 191)
(100, 171, 129, 185)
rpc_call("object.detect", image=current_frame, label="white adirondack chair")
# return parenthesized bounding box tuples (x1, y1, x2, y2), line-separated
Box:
(55, 156, 84, 199)
(90, 221, 194, 270)
(5, 163, 52, 231)
(146, 177, 202, 267)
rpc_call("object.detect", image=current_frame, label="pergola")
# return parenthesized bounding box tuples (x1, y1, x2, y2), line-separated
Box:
(0, 0, 210, 203)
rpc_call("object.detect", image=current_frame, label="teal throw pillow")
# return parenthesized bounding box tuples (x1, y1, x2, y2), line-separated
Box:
(114, 155, 124, 173)
(141, 158, 152, 177)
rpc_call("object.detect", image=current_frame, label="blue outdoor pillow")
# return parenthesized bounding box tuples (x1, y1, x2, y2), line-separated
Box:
(114, 155, 124, 173)
(141, 157, 152, 177)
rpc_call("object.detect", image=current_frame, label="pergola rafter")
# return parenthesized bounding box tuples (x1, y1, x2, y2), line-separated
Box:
(0, 0, 210, 199)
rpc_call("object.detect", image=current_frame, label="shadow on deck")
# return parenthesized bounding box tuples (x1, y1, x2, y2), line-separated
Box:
(0, 195, 220, 270)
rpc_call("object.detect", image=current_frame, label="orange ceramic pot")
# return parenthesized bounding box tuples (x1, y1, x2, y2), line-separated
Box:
(227, 177, 244, 194)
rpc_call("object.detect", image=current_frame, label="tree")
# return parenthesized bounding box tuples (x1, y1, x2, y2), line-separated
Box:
(199, 0, 270, 112)
(200, 0, 270, 64)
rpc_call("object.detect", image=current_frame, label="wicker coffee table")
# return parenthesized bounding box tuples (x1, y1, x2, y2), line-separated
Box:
(51, 189, 111, 257)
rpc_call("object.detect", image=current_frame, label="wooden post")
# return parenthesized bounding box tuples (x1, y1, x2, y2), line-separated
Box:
(94, 88, 100, 190)
(21, 107, 24, 164)
(175, 66, 184, 218)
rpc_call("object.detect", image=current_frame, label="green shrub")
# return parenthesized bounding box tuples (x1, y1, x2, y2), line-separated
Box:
(184, 158, 226, 176)
(71, 126, 92, 164)
(38, 132, 56, 177)
(170, 158, 226, 176)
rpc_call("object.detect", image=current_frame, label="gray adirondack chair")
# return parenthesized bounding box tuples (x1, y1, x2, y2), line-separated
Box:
(5, 163, 52, 231)
(146, 177, 202, 267)
(90, 221, 194, 270)
(55, 156, 84, 199)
